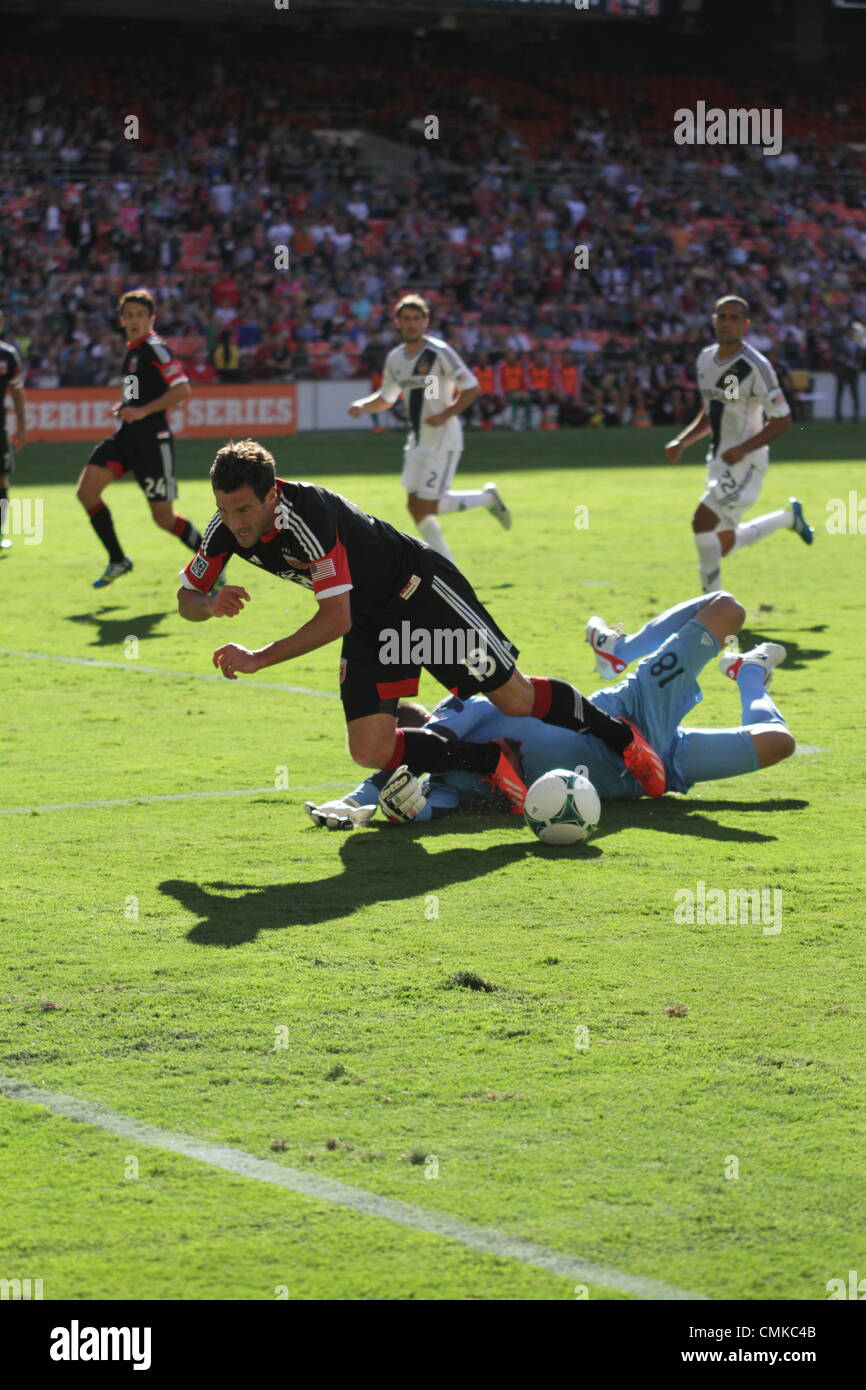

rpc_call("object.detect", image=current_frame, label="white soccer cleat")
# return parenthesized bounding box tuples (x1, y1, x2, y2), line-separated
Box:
(585, 615, 627, 676)
(719, 642, 787, 689)
(483, 483, 512, 530)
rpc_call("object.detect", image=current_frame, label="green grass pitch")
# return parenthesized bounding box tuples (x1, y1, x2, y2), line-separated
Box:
(1, 423, 863, 1301)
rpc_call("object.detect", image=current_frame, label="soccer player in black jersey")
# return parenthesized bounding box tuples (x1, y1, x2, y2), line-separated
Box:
(0, 309, 27, 553)
(177, 439, 667, 803)
(75, 289, 205, 588)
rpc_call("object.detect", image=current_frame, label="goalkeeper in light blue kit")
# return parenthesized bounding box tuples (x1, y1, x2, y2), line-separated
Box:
(305, 591, 795, 827)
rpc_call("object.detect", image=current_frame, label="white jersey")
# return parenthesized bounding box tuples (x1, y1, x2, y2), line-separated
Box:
(380, 334, 478, 451)
(696, 339, 790, 467)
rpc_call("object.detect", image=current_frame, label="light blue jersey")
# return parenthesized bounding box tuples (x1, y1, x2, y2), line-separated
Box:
(349, 618, 757, 821)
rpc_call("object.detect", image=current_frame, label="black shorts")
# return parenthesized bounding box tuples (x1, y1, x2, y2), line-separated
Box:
(0, 428, 13, 475)
(339, 552, 519, 723)
(88, 428, 178, 502)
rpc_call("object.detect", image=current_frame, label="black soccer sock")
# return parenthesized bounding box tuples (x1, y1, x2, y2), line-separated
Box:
(87, 502, 125, 564)
(385, 728, 500, 776)
(530, 676, 631, 754)
(170, 516, 202, 552)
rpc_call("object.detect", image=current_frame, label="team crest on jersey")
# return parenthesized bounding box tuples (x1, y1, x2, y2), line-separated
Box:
(280, 551, 307, 568)
(128, 355, 138, 372)
(414, 348, 436, 376)
(190, 555, 209, 579)
(399, 574, 421, 600)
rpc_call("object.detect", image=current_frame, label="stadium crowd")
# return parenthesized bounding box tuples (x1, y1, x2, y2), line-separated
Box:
(1, 56, 865, 427)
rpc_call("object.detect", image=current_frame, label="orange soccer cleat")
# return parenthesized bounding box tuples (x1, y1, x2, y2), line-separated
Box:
(620, 719, 666, 798)
(488, 738, 527, 814)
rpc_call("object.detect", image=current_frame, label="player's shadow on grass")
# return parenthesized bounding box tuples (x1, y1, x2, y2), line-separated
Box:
(596, 797, 808, 845)
(66, 606, 170, 648)
(738, 629, 829, 671)
(160, 830, 598, 947)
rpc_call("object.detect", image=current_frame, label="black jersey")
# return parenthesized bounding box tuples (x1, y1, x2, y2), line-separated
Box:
(0, 339, 24, 410)
(181, 479, 431, 613)
(120, 332, 187, 433)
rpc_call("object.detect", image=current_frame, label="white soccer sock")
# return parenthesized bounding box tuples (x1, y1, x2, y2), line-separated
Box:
(437, 489, 489, 514)
(695, 531, 722, 593)
(731, 508, 793, 552)
(418, 514, 454, 561)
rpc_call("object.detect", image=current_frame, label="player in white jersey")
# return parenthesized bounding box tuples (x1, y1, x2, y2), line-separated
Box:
(348, 294, 511, 560)
(664, 296, 813, 592)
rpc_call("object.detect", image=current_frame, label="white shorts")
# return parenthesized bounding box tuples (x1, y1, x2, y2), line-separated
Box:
(700, 454, 768, 530)
(401, 442, 462, 500)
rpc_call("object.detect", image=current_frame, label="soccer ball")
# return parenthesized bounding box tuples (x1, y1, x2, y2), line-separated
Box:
(523, 768, 601, 846)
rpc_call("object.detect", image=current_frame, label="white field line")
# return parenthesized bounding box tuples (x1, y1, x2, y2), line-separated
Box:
(0, 786, 357, 816)
(0, 1076, 709, 1302)
(0, 648, 338, 699)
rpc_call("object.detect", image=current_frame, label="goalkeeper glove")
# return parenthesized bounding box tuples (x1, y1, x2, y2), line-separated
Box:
(379, 765, 427, 823)
(304, 796, 377, 830)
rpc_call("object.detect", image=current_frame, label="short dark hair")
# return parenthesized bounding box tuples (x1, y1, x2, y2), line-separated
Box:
(118, 288, 156, 317)
(396, 699, 430, 729)
(714, 295, 750, 317)
(210, 439, 276, 500)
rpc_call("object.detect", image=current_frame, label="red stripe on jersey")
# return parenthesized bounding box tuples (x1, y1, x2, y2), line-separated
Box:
(155, 359, 189, 387)
(310, 532, 351, 596)
(183, 550, 228, 592)
(376, 677, 420, 700)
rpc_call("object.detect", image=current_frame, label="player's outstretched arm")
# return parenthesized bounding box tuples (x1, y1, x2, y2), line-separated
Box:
(665, 407, 709, 463)
(348, 392, 390, 417)
(253, 593, 352, 670)
(212, 593, 351, 680)
(177, 584, 250, 622)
